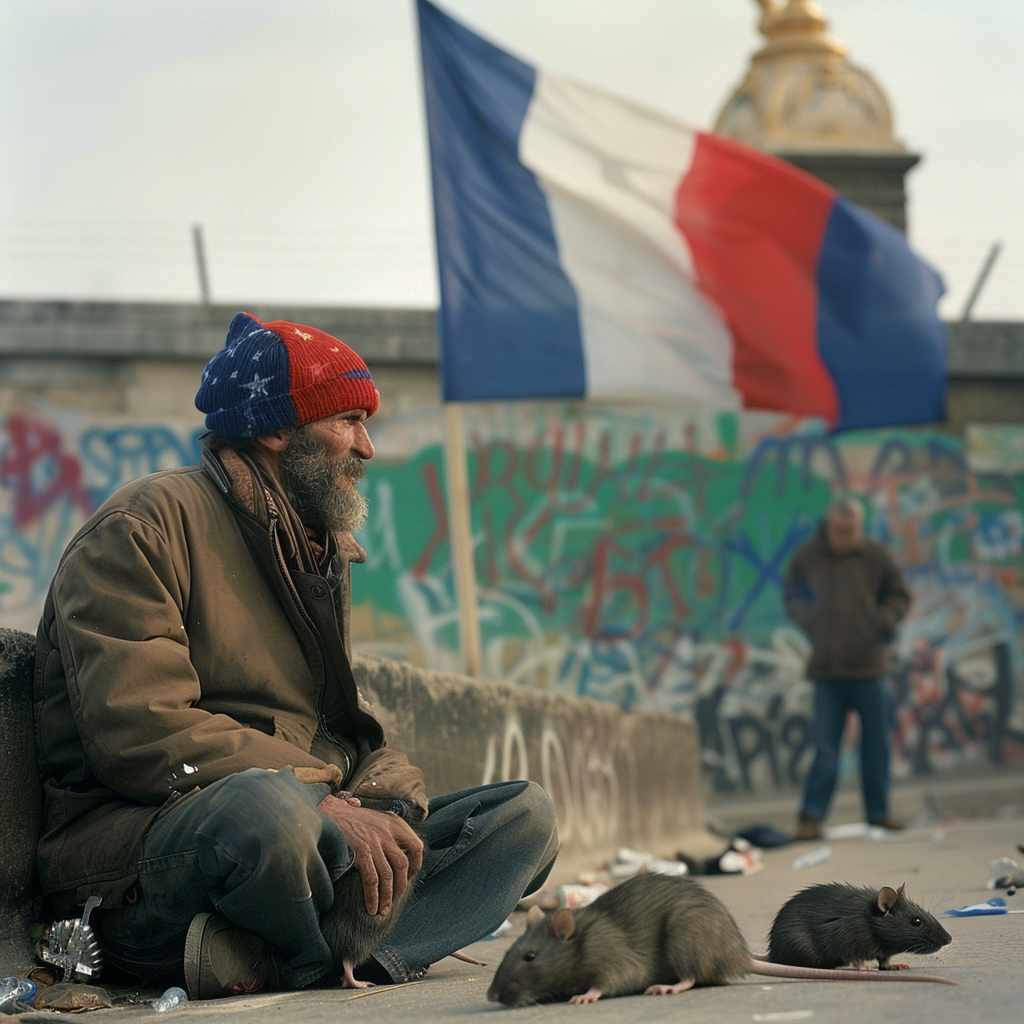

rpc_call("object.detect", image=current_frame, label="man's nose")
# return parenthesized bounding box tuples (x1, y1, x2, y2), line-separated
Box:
(353, 422, 374, 460)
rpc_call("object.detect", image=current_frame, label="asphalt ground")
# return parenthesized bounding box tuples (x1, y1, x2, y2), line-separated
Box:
(7, 772, 1023, 1024)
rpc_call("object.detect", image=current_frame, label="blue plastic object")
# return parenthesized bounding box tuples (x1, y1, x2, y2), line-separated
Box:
(945, 897, 1007, 917)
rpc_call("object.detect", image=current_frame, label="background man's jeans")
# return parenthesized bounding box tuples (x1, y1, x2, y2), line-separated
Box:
(94, 768, 558, 989)
(800, 677, 892, 824)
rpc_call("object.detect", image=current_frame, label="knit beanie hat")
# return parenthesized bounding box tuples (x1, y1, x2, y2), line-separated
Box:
(195, 312, 380, 438)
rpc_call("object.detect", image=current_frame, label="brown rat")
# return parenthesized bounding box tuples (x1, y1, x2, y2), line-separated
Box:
(487, 875, 955, 1006)
(767, 881, 952, 970)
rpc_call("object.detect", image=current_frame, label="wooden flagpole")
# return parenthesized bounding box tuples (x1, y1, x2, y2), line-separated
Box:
(442, 402, 483, 678)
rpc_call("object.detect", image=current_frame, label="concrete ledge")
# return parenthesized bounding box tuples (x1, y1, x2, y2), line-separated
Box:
(352, 654, 711, 874)
(0, 301, 438, 365)
(0, 628, 44, 976)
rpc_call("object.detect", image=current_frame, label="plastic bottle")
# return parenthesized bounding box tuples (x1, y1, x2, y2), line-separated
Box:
(152, 986, 189, 1012)
(791, 845, 831, 869)
(0, 977, 37, 1011)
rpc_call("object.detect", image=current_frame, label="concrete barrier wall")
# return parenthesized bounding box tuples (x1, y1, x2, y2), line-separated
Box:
(0, 632, 707, 974)
(353, 654, 707, 864)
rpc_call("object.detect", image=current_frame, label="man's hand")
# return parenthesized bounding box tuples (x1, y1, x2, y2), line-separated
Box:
(318, 794, 424, 916)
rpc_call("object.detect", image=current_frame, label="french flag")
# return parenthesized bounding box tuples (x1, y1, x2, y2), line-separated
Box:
(417, 0, 948, 431)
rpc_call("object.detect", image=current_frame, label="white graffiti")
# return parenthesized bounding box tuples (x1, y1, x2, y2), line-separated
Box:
(481, 710, 636, 847)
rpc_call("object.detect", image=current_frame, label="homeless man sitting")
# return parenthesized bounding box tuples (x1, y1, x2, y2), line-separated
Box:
(35, 312, 559, 998)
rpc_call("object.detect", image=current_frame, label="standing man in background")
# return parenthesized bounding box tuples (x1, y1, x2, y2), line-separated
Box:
(784, 496, 912, 840)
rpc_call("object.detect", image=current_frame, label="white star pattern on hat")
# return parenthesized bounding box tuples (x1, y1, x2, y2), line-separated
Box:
(294, 329, 313, 341)
(242, 372, 271, 399)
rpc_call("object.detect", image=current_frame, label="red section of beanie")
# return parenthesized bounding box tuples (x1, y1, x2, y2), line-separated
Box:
(264, 319, 379, 421)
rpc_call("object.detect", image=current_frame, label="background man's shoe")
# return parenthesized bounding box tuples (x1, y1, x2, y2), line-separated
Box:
(184, 912, 284, 999)
(793, 814, 822, 841)
(869, 816, 905, 831)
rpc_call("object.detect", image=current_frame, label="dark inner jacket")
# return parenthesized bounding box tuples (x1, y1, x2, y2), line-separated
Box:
(784, 522, 911, 680)
(34, 439, 425, 915)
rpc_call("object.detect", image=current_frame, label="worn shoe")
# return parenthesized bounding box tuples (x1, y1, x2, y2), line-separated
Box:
(184, 912, 284, 999)
(793, 813, 822, 841)
(869, 816, 906, 831)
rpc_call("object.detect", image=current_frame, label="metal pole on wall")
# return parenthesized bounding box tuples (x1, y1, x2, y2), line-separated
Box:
(443, 402, 483, 678)
(960, 241, 1001, 322)
(192, 224, 211, 304)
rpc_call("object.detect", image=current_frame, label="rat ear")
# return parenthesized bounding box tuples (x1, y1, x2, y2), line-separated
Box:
(552, 908, 576, 941)
(896, 882, 906, 897)
(877, 886, 899, 914)
(526, 905, 544, 926)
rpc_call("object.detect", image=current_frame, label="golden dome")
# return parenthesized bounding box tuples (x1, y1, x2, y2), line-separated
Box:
(714, 0, 905, 154)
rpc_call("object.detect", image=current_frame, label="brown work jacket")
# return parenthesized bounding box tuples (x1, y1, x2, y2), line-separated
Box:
(34, 443, 425, 915)
(783, 523, 912, 680)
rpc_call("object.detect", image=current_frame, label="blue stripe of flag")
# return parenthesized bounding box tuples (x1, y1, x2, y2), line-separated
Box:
(417, 0, 586, 402)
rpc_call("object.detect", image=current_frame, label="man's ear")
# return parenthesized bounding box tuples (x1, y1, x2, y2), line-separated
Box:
(255, 429, 291, 453)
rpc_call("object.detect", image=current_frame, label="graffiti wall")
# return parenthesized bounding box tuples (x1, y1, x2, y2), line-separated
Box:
(3, 401, 1023, 794)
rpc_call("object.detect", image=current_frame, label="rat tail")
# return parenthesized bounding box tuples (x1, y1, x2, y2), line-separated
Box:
(749, 960, 957, 986)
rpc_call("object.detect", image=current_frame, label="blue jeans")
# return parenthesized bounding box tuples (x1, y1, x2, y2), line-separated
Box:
(93, 768, 558, 989)
(800, 677, 892, 824)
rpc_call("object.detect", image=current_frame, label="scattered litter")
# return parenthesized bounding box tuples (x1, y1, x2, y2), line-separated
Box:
(482, 918, 514, 939)
(0, 978, 37, 1014)
(152, 986, 188, 1013)
(946, 897, 1006, 917)
(33, 982, 113, 1011)
(706, 844, 763, 876)
(791, 846, 831, 870)
(36, 895, 104, 982)
(987, 856, 1024, 890)
(575, 869, 612, 886)
(736, 825, 792, 848)
(752, 1012, 813, 1022)
(557, 884, 610, 909)
(607, 848, 691, 879)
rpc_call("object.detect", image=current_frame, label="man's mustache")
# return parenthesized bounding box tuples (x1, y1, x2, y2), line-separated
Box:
(335, 455, 366, 482)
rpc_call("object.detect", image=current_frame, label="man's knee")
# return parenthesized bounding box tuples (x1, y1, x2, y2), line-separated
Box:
(514, 781, 559, 855)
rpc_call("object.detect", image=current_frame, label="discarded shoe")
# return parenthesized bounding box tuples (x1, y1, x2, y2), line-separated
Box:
(793, 814, 822, 841)
(184, 913, 283, 1000)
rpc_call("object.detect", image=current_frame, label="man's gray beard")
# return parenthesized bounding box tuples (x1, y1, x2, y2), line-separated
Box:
(278, 424, 369, 534)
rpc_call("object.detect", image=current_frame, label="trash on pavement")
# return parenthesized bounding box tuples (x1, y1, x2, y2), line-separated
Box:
(987, 856, 1024, 890)
(152, 987, 189, 1013)
(791, 846, 831, 869)
(557, 884, 610, 908)
(33, 982, 113, 1012)
(36, 895, 104, 983)
(945, 897, 1006, 916)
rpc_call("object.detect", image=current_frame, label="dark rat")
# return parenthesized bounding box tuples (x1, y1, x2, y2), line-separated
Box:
(487, 875, 955, 1006)
(319, 799, 425, 989)
(767, 881, 952, 971)
(319, 859, 418, 988)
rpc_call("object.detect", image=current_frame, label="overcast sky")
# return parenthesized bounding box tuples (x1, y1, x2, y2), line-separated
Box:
(1, 0, 1021, 319)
